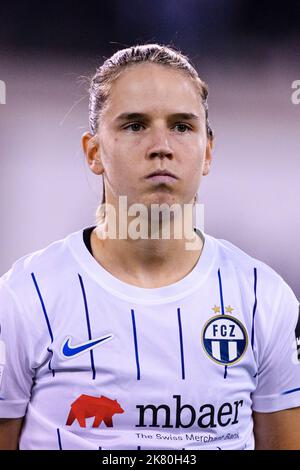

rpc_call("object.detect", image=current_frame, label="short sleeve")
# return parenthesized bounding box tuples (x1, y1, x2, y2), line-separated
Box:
(0, 279, 34, 418)
(252, 279, 300, 412)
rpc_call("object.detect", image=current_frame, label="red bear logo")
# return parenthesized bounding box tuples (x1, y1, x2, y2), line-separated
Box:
(66, 394, 124, 428)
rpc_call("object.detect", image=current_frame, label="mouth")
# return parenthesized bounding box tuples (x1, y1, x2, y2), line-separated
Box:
(145, 170, 178, 184)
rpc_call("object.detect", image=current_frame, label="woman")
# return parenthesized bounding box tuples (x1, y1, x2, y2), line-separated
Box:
(0, 44, 299, 450)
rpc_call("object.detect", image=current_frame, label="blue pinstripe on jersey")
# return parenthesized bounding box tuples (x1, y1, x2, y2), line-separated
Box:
(131, 309, 141, 380)
(177, 307, 185, 380)
(56, 428, 62, 449)
(218, 268, 225, 315)
(281, 387, 300, 395)
(31, 272, 55, 377)
(251, 267, 258, 349)
(217, 268, 228, 379)
(78, 274, 96, 380)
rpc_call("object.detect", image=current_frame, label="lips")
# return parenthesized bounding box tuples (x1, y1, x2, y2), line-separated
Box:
(146, 170, 178, 180)
(147, 175, 177, 184)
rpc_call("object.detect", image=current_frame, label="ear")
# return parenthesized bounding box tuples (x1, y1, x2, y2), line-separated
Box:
(81, 131, 104, 175)
(202, 137, 213, 176)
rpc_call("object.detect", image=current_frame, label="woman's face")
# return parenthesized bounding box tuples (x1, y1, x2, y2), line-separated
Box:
(84, 63, 213, 209)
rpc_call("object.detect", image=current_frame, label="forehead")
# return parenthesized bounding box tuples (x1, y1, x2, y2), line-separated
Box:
(104, 63, 203, 117)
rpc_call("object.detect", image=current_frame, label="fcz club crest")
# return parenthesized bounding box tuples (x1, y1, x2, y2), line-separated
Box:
(201, 313, 248, 366)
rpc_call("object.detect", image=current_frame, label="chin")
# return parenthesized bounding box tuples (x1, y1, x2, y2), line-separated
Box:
(145, 193, 180, 207)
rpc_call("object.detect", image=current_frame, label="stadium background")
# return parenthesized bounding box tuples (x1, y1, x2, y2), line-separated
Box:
(0, 0, 299, 298)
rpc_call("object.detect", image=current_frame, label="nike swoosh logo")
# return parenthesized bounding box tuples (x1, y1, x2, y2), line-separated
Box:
(61, 334, 114, 359)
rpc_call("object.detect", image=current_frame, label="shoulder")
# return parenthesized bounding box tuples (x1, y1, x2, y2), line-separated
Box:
(0, 228, 83, 302)
(207, 233, 298, 305)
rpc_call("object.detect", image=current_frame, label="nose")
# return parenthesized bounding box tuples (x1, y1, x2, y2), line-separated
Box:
(146, 128, 173, 160)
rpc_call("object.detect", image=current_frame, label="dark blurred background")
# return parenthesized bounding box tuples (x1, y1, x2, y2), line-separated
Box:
(1, 1, 299, 57)
(0, 0, 299, 296)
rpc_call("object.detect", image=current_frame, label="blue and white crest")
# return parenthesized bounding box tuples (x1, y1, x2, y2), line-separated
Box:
(201, 315, 248, 366)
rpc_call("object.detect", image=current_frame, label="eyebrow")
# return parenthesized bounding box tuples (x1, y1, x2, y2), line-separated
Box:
(114, 112, 200, 122)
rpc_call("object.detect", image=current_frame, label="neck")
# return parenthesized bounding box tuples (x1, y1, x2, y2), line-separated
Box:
(91, 213, 203, 288)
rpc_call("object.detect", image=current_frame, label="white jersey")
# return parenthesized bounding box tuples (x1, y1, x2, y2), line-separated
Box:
(0, 227, 299, 450)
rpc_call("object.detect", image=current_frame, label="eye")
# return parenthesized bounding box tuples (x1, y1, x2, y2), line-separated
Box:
(124, 123, 144, 132)
(173, 123, 192, 133)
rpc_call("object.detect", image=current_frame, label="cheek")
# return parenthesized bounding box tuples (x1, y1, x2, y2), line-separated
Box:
(101, 136, 122, 169)
(102, 139, 136, 184)
(177, 137, 206, 170)
(174, 131, 206, 153)
(180, 144, 206, 189)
